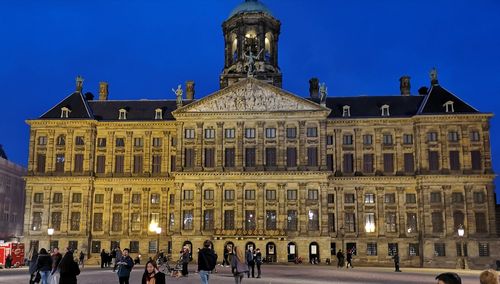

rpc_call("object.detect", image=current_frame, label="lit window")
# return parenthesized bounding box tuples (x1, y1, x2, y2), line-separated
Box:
(364, 193, 375, 204)
(225, 128, 235, 139)
(381, 105, 390, 117)
(443, 101, 454, 113)
(265, 128, 276, 139)
(61, 107, 71, 118)
(155, 108, 163, 120)
(118, 108, 127, 120)
(365, 213, 376, 233)
(342, 105, 351, 117)
(185, 129, 195, 139)
(204, 128, 215, 139)
(245, 128, 256, 139)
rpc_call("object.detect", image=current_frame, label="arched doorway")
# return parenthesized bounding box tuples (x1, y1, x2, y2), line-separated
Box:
(287, 242, 297, 262)
(223, 241, 235, 266)
(245, 242, 255, 252)
(309, 242, 319, 264)
(183, 240, 193, 259)
(266, 242, 276, 263)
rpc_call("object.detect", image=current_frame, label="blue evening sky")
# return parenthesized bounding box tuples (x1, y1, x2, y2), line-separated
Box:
(0, 1, 499, 202)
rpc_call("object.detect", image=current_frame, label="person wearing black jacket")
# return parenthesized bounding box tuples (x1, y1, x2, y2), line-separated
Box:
(36, 248, 53, 284)
(198, 240, 217, 284)
(141, 260, 166, 284)
(59, 249, 80, 284)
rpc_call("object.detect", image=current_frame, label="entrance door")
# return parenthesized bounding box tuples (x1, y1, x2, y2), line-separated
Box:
(309, 242, 319, 263)
(266, 242, 276, 263)
(287, 242, 296, 262)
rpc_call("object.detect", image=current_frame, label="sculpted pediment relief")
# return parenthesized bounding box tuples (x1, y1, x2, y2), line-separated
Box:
(180, 79, 323, 113)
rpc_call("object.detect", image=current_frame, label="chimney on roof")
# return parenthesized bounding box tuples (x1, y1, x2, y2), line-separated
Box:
(99, 82, 109, 101)
(399, 76, 411, 96)
(84, 92, 94, 100)
(309, 78, 319, 99)
(186, 81, 195, 100)
(418, 86, 429, 95)
(430, 67, 439, 86)
(75, 75, 84, 93)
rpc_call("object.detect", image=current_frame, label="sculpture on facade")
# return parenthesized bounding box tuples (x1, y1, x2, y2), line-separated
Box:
(243, 47, 263, 76)
(173, 84, 183, 107)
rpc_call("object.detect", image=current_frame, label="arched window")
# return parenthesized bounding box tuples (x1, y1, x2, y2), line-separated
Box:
(60, 107, 71, 118)
(155, 108, 163, 120)
(443, 101, 454, 113)
(381, 105, 390, 117)
(342, 105, 351, 117)
(265, 32, 274, 62)
(231, 36, 238, 63)
(118, 108, 127, 120)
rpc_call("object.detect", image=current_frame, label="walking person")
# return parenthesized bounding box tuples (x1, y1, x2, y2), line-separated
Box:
(181, 246, 190, 277)
(50, 247, 63, 284)
(246, 247, 255, 278)
(58, 248, 80, 284)
(392, 252, 401, 272)
(222, 246, 230, 267)
(113, 247, 122, 272)
(336, 249, 344, 268)
(346, 249, 354, 268)
(36, 248, 53, 284)
(141, 260, 166, 284)
(29, 249, 39, 284)
(198, 240, 217, 284)
(231, 246, 248, 284)
(254, 248, 262, 278)
(116, 248, 134, 284)
(100, 249, 107, 268)
(78, 251, 85, 268)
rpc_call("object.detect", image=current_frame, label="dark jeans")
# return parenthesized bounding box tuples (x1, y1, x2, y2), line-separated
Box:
(118, 276, 129, 284)
(395, 263, 400, 271)
(182, 262, 188, 276)
(256, 262, 261, 277)
(247, 261, 255, 277)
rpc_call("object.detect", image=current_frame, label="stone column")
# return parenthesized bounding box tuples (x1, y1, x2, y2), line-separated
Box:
(195, 122, 204, 171)
(298, 183, 307, 233)
(354, 128, 362, 172)
(123, 187, 132, 235)
(485, 183, 497, 236)
(482, 122, 493, 172)
(334, 187, 344, 232)
(162, 131, 170, 175)
(334, 129, 342, 171)
(298, 121, 306, 170)
(106, 131, 115, 175)
(376, 186, 385, 236)
(46, 130, 55, 172)
(256, 121, 265, 170)
(236, 121, 244, 170)
(320, 182, 329, 236)
(439, 126, 449, 172)
(319, 120, 328, 170)
(142, 187, 151, 234)
(125, 131, 133, 174)
(104, 187, 113, 234)
(277, 121, 286, 170)
(257, 183, 266, 230)
(396, 187, 406, 237)
(277, 183, 286, 230)
(236, 183, 245, 230)
(374, 128, 383, 172)
(173, 183, 182, 234)
(215, 183, 224, 231)
(395, 129, 403, 172)
(144, 131, 152, 174)
(175, 122, 184, 172)
(216, 122, 225, 170)
(194, 183, 204, 234)
(442, 185, 453, 237)
(355, 186, 364, 236)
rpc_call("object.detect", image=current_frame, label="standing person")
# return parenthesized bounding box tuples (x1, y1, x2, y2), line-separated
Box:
(111, 248, 117, 271)
(36, 248, 53, 284)
(336, 249, 344, 268)
(246, 248, 255, 278)
(113, 247, 122, 272)
(141, 260, 166, 284)
(78, 251, 85, 268)
(231, 246, 248, 284)
(181, 246, 190, 277)
(29, 249, 39, 284)
(222, 246, 230, 267)
(5, 254, 12, 268)
(100, 249, 107, 268)
(346, 249, 353, 268)
(435, 272, 462, 284)
(254, 248, 262, 278)
(198, 240, 217, 284)
(58, 248, 80, 284)
(51, 247, 63, 284)
(392, 252, 401, 272)
(116, 248, 134, 284)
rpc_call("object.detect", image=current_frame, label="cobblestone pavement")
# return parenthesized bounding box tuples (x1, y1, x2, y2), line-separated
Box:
(0, 264, 483, 284)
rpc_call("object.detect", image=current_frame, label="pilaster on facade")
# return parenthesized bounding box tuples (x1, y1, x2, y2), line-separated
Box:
(277, 121, 286, 170)
(298, 121, 306, 170)
(256, 121, 265, 170)
(216, 122, 225, 170)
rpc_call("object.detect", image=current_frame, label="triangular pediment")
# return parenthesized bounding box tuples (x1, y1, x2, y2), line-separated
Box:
(175, 78, 327, 113)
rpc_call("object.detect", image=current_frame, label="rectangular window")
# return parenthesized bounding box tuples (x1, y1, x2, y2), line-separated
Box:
(286, 127, 297, 138)
(115, 155, 124, 173)
(383, 153, 394, 173)
(308, 189, 318, 200)
(32, 212, 42, 231)
(383, 134, 393, 145)
(245, 128, 256, 139)
(343, 153, 354, 173)
(94, 194, 104, 204)
(328, 213, 335, 232)
(36, 154, 46, 173)
(37, 136, 48, 145)
(307, 127, 318, 137)
(34, 192, 44, 203)
(51, 212, 62, 231)
(307, 147, 318, 166)
(75, 136, 85, 146)
(183, 190, 194, 200)
(407, 213, 417, 233)
(112, 213, 122, 231)
(266, 210, 277, 230)
(326, 135, 334, 145)
(434, 243, 446, 256)
(345, 213, 356, 232)
(409, 243, 419, 256)
(225, 128, 235, 139)
(74, 154, 84, 172)
(327, 154, 334, 171)
(184, 148, 195, 168)
(129, 241, 139, 253)
(96, 155, 105, 174)
(150, 193, 160, 204)
(403, 134, 413, 144)
(430, 192, 441, 203)
(388, 243, 399, 256)
(287, 190, 297, 200)
(130, 213, 141, 231)
(169, 194, 175, 205)
(152, 155, 162, 174)
(308, 209, 319, 230)
(72, 193, 81, 203)
(131, 193, 141, 204)
(429, 151, 440, 171)
(386, 213, 397, 233)
(204, 190, 214, 200)
(184, 129, 195, 139)
(204, 209, 214, 230)
(97, 138, 107, 147)
(133, 137, 143, 147)
(224, 210, 235, 230)
(204, 148, 215, 168)
(113, 194, 123, 204)
(170, 155, 176, 172)
(365, 213, 376, 232)
(286, 147, 297, 167)
(152, 137, 162, 147)
(406, 193, 416, 204)
(470, 131, 481, 142)
(55, 154, 65, 172)
(245, 210, 256, 230)
(70, 212, 80, 231)
(265, 147, 277, 167)
(364, 193, 375, 204)
(115, 138, 125, 147)
(363, 154, 374, 173)
(265, 128, 276, 138)
(432, 212, 444, 233)
(363, 134, 373, 145)
(343, 134, 353, 145)
(182, 210, 193, 230)
(404, 153, 414, 173)
(448, 131, 459, 142)
(95, 217, 106, 235)
(471, 151, 481, 171)
(245, 148, 256, 167)
(224, 148, 235, 167)
(327, 194, 335, 204)
(427, 132, 438, 142)
(452, 192, 464, 203)
(169, 213, 175, 231)
(204, 128, 215, 139)
(384, 193, 396, 204)
(344, 193, 355, 204)
(367, 243, 377, 256)
(148, 241, 157, 254)
(91, 241, 101, 254)
(133, 155, 143, 173)
(266, 190, 277, 200)
(475, 212, 487, 233)
(449, 151, 460, 171)
(473, 192, 485, 203)
(53, 192, 63, 203)
(287, 210, 298, 231)
(479, 243, 490, 257)
(244, 189, 255, 200)
(224, 190, 235, 201)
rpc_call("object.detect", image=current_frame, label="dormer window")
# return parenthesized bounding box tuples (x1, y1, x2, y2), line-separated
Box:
(444, 101, 454, 113)
(155, 108, 163, 120)
(342, 105, 351, 117)
(118, 108, 127, 120)
(381, 105, 390, 117)
(60, 107, 71, 118)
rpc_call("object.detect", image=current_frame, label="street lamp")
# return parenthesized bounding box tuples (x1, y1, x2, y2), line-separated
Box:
(47, 228, 54, 251)
(155, 227, 162, 253)
(457, 225, 467, 269)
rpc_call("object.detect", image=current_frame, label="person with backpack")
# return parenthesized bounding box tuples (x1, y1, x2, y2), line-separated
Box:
(198, 240, 217, 284)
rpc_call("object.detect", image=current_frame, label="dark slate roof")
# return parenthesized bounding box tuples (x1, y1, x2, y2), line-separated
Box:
(308, 96, 426, 118)
(418, 85, 479, 114)
(88, 100, 189, 121)
(40, 92, 93, 119)
(0, 144, 7, 160)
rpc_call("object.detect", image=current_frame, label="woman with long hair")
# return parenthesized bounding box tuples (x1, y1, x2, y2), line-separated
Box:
(141, 260, 166, 284)
(36, 248, 52, 284)
(58, 249, 80, 284)
(231, 246, 249, 284)
(28, 248, 39, 284)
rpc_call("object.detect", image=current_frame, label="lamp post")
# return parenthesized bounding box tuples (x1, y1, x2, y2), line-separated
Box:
(47, 228, 54, 251)
(457, 225, 467, 269)
(155, 227, 162, 253)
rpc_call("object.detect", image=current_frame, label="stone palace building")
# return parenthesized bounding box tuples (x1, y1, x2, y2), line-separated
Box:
(23, 0, 498, 268)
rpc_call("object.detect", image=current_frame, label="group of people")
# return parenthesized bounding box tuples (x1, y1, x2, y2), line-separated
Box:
(336, 249, 354, 268)
(436, 269, 500, 284)
(28, 247, 80, 284)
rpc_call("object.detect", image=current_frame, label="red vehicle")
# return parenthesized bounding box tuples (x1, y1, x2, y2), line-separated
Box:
(0, 243, 25, 267)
